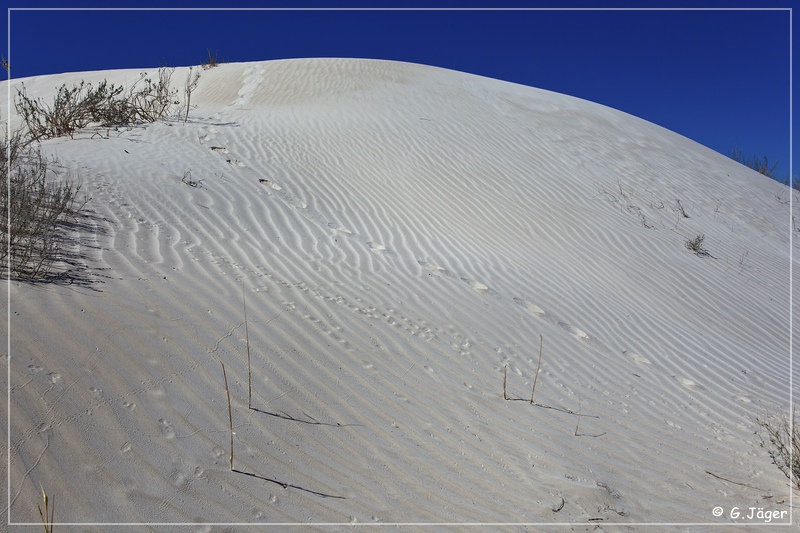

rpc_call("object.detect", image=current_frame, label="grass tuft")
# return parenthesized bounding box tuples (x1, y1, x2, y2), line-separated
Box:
(685, 233, 709, 256)
(37, 485, 54, 533)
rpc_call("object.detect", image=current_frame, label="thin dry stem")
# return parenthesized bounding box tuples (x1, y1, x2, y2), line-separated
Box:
(37, 485, 54, 533)
(220, 360, 234, 470)
(243, 282, 252, 409)
(503, 364, 508, 400)
(530, 335, 543, 404)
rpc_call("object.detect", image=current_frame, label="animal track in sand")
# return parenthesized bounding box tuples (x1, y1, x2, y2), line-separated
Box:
(419, 261, 498, 297)
(514, 297, 606, 354)
(158, 418, 175, 439)
(212, 446, 226, 459)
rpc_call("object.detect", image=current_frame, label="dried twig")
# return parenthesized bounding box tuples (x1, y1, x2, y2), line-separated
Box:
(220, 360, 234, 470)
(705, 470, 765, 492)
(243, 282, 252, 409)
(37, 485, 54, 533)
(503, 364, 508, 400)
(530, 335, 543, 404)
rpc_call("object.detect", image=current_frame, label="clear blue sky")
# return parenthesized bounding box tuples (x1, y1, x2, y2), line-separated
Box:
(3, 1, 795, 183)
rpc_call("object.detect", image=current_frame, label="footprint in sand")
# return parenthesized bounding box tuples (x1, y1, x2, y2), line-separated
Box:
(419, 261, 449, 277)
(198, 127, 218, 144)
(623, 351, 652, 367)
(460, 277, 500, 298)
(558, 322, 591, 340)
(208, 145, 246, 168)
(119, 442, 132, 456)
(327, 222, 353, 235)
(259, 178, 282, 190)
(677, 377, 704, 391)
(212, 446, 226, 459)
(158, 418, 175, 439)
(513, 297, 547, 317)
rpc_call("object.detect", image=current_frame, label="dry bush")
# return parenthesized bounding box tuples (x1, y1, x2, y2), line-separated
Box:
(15, 80, 126, 141)
(730, 146, 778, 179)
(126, 67, 180, 122)
(1, 131, 83, 279)
(757, 408, 799, 490)
(183, 67, 201, 124)
(685, 233, 709, 256)
(203, 49, 222, 70)
(14, 67, 178, 142)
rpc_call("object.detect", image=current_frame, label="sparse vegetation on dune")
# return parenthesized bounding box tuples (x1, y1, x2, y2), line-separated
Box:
(1, 130, 85, 279)
(5, 63, 204, 280)
(685, 233, 710, 256)
(757, 408, 800, 490)
(7, 57, 794, 524)
(14, 66, 180, 142)
(729, 145, 779, 180)
(202, 49, 223, 70)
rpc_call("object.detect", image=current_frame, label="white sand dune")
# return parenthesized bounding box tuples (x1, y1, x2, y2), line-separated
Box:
(3, 58, 797, 529)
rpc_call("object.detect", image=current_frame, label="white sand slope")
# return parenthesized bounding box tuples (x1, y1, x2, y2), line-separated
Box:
(3, 58, 797, 528)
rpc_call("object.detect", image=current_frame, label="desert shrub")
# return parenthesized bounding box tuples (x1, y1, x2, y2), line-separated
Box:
(730, 146, 778, 179)
(15, 79, 125, 141)
(757, 408, 799, 489)
(14, 67, 179, 142)
(126, 67, 180, 122)
(685, 233, 709, 256)
(203, 49, 222, 70)
(1, 131, 83, 279)
(183, 67, 201, 124)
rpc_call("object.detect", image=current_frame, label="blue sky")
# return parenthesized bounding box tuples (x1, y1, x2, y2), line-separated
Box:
(3, 1, 795, 183)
